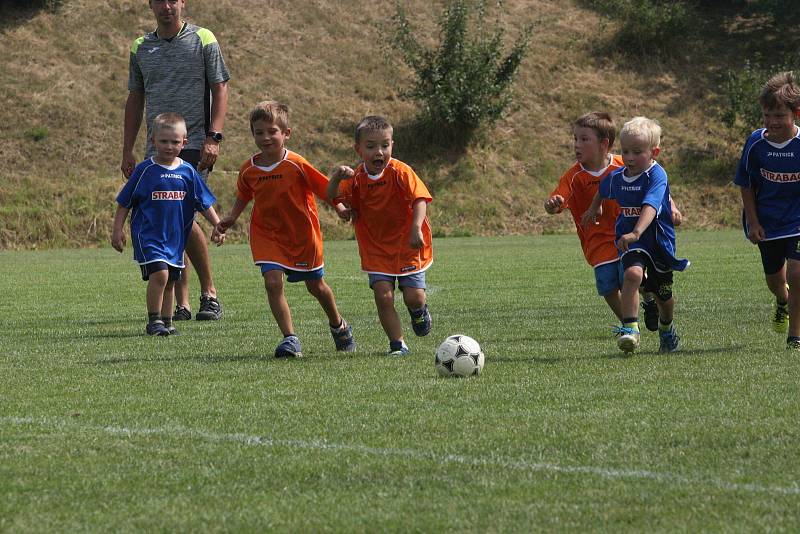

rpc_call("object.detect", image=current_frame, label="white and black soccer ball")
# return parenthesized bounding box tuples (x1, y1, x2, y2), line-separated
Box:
(435, 335, 484, 377)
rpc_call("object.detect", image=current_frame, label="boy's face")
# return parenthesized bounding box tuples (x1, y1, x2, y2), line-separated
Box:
(620, 135, 659, 176)
(573, 126, 607, 166)
(252, 119, 291, 160)
(152, 126, 187, 162)
(355, 128, 393, 175)
(763, 103, 797, 143)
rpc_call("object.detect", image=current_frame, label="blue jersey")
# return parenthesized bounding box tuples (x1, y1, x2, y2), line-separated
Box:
(599, 162, 689, 273)
(116, 158, 216, 267)
(733, 128, 800, 240)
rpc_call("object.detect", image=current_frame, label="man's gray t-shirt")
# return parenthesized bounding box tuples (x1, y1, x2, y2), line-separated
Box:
(128, 23, 230, 157)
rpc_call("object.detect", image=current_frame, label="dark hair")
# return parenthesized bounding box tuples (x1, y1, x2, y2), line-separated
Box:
(354, 115, 393, 143)
(759, 71, 800, 112)
(574, 111, 616, 148)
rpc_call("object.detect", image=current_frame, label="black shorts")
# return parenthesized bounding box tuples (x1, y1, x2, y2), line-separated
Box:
(622, 250, 674, 301)
(179, 148, 212, 175)
(140, 261, 182, 282)
(757, 236, 800, 275)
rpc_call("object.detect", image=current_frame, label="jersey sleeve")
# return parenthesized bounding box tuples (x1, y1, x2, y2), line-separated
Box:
(642, 166, 669, 210)
(733, 133, 758, 188)
(398, 165, 432, 203)
(192, 168, 217, 211)
(116, 165, 144, 208)
(127, 48, 144, 92)
(550, 166, 577, 211)
(300, 160, 333, 206)
(332, 176, 354, 205)
(199, 29, 230, 84)
(598, 174, 613, 200)
(236, 162, 255, 202)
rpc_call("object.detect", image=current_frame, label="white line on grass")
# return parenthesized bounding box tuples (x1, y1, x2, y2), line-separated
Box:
(4, 416, 799, 496)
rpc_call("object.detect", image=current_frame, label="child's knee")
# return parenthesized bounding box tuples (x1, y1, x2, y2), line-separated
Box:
(401, 287, 426, 307)
(263, 272, 284, 294)
(305, 278, 329, 297)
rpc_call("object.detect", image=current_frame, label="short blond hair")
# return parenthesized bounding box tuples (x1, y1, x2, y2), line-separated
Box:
(152, 112, 187, 137)
(759, 71, 800, 112)
(620, 116, 661, 149)
(354, 115, 393, 144)
(249, 100, 290, 132)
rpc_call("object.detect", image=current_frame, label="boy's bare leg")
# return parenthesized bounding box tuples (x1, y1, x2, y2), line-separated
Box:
(305, 278, 342, 326)
(182, 221, 218, 299)
(264, 270, 294, 336)
(146, 270, 169, 315)
(400, 287, 426, 310)
(621, 266, 644, 321)
(786, 260, 800, 337)
(373, 281, 403, 343)
(603, 289, 623, 321)
(162, 280, 175, 319)
(765, 266, 789, 303)
(175, 252, 191, 310)
(655, 297, 674, 325)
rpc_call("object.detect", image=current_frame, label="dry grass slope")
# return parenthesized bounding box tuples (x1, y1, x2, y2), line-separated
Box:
(0, 0, 748, 249)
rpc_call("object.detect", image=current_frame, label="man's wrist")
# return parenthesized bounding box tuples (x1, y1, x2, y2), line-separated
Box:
(206, 131, 224, 143)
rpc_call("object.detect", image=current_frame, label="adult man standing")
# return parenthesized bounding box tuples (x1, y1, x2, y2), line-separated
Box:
(121, 0, 229, 321)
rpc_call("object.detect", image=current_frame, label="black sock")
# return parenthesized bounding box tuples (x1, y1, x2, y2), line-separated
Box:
(148, 312, 160, 324)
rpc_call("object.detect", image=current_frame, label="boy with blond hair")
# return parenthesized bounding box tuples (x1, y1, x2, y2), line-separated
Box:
(327, 115, 433, 356)
(113, 112, 224, 336)
(545, 112, 625, 320)
(735, 71, 800, 348)
(583, 116, 689, 354)
(214, 101, 355, 358)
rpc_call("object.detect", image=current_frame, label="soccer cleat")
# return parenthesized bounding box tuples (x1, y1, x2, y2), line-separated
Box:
(146, 320, 170, 337)
(772, 303, 789, 334)
(642, 298, 659, 332)
(173, 305, 192, 321)
(387, 345, 411, 357)
(330, 320, 356, 352)
(787, 338, 800, 350)
(275, 335, 303, 359)
(409, 304, 432, 337)
(612, 325, 640, 354)
(196, 295, 222, 321)
(658, 326, 680, 353)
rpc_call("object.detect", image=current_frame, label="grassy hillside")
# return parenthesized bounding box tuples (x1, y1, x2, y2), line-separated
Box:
(0, 0, 764, 249)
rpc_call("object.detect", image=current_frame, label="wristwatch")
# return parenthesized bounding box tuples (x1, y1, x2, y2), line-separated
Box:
(206, 131, 224, 142)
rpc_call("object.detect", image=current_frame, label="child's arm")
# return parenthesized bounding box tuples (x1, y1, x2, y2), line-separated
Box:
(669, 195, 683, 226)
(580, 192, 603, 227)
(212, 197, 250, 243)
(616, 205, 657, 252)
(740, 186, 765, 243)
(111, 205, 130, 252)
(200, 206, 225, 246)
(409, 198, 427, 249)
(327, 166, 355, 202)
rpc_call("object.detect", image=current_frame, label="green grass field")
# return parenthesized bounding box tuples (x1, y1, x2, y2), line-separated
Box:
(1, 231, 799, 532)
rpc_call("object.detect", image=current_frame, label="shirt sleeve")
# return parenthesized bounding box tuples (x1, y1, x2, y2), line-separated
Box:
(398, 166, 432, 203)
(202, 34, 230, 84)
(550, 167, 576, 211)
(116, 166, 143, 208)
(733, 135, 757, 188)
(642, 166, 669, 210)
(193, 169, 217, 211)
(598, 174, 613, 200)
(127, 51, 144, 92)
(301, 161, 334, 206)
(236, 166, 254, 203)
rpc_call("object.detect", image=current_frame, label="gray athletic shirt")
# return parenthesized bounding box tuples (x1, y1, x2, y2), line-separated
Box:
(128, 23, 230, 157)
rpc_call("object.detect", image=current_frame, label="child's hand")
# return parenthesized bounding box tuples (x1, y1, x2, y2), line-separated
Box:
(216, 216, 235, 233)
(211, 227, 226, 246)
(616, 232, 638, 252)
(746, 222, 766, 244)
(580, 205, 602, 227)
(335, 202, 352, 221)
(111, 229, 126, 252)
(409, 226, 424, 249)
(671, 205, 683, 227)
(544, 195, 564, 214)
(331, 165, 355, 181)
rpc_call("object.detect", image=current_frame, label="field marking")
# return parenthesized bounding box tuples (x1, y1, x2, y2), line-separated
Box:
(4, 416, 799, 497)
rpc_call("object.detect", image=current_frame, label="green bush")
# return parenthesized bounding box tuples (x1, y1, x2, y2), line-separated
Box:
(584, 0, 695, 56)
(2, 0, 63, 12)
(388, 0, 532, 140)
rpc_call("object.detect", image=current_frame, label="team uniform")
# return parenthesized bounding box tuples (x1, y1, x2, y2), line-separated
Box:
(333, 158, 433, 284)
(236, 150, 332, 280)
(128, 22, 230, 159)
(734, 127, 800, 274)
(599, 161, 689, 300)
(116, 158, 216, 278)
(550, 154, 624, 295)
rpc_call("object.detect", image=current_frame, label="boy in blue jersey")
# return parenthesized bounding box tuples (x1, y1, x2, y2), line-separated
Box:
(112, 113, 225, 336)
(583, 117, 689, 354)
(734, 71, 800, 348)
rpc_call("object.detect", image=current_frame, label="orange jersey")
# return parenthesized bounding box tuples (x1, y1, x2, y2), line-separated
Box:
(335, 158, 433, 275)
(237, 150, 331, 270)
(550, 154, 623, 267)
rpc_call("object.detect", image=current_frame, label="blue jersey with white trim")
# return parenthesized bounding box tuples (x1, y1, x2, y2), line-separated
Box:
(599, 162, 688, 272)
(116, 158, 216, 266)
(733, 128, 800, 240)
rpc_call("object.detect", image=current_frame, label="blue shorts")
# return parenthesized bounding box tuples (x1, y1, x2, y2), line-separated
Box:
(368, 271, 427, 289)
(594, 260, 623, 296)
(259, 263, 324, 283)
(140, 261, 182, 282)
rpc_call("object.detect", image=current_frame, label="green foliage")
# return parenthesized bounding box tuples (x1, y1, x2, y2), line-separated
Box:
(388, 0, 532, 139)
(583, 0, 695, 56)
(26, 126, 48, 142)
(1, 0, 64, 12)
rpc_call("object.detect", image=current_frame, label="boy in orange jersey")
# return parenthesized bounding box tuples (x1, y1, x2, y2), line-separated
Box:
(327, 115, 433, 357)
(213, 101, 355, 358)
(544, 112, 626, 321)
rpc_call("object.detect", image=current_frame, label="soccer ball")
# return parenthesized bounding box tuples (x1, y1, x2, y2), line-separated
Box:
(435, 335, 484, 377)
